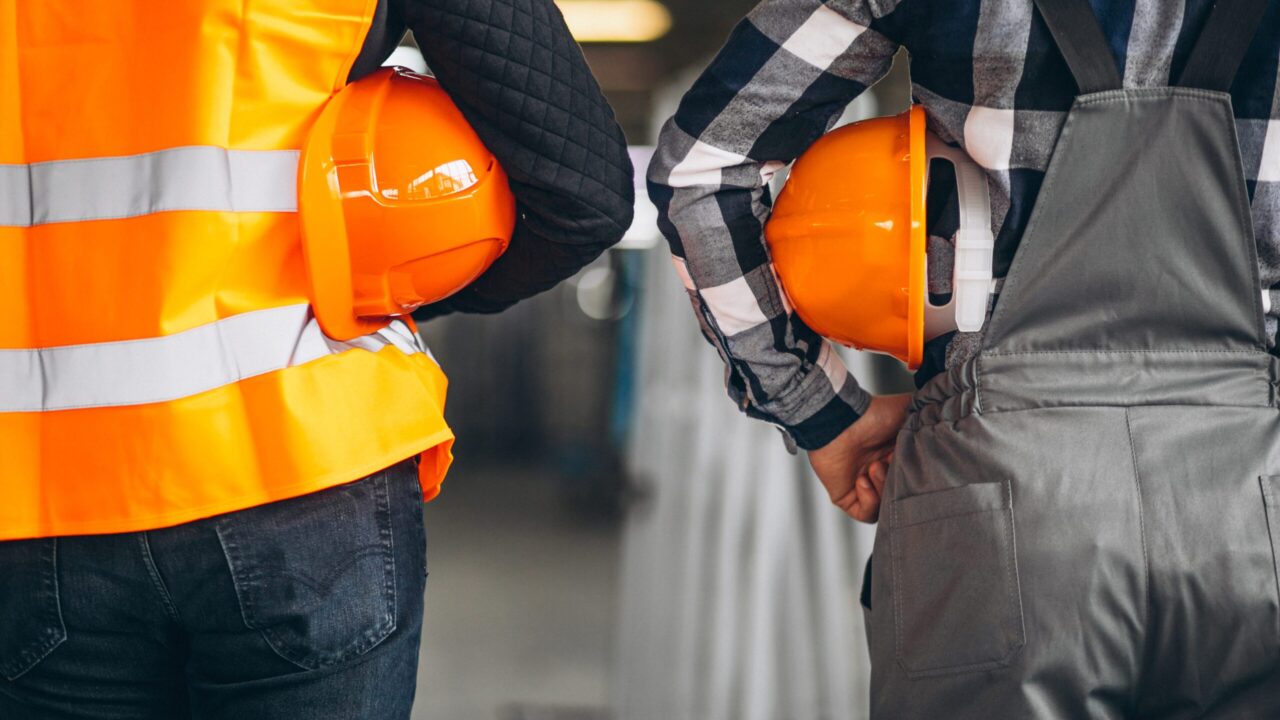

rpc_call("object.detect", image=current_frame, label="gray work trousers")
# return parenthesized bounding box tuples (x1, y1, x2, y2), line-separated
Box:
(863, 77, 1280, 720)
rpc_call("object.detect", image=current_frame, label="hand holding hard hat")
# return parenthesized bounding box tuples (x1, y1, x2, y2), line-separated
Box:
(301, 67, 517, 341)
(765, 106, 995, 369)
(769, 107, 994, 521)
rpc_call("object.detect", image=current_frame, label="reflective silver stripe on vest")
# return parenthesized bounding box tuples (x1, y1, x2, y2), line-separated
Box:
(0, 146, 299, 227)
(0, 305, 427, 412)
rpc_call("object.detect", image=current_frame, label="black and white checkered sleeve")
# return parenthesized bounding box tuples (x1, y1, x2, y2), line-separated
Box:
(646, 0, 901, 451)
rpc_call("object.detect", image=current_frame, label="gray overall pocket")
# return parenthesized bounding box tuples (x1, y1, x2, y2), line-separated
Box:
(0, 538, 66, 680)
(215, 470, 399, 671)
(889, 480, 1025, 678)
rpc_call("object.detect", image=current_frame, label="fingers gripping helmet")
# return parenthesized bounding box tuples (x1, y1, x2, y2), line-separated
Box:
(301, 67, 516, 341)
(765, 106, 994, 369)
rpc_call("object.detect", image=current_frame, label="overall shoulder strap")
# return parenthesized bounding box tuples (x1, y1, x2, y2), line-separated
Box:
(1033, 0, 1123, 94)
(1177, 0, 1270, 91)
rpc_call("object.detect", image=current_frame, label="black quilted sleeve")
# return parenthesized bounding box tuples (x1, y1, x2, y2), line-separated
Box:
(398, 0, 635, 317)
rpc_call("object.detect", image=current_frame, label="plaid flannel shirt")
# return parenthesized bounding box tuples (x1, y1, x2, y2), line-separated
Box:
(647, 0, 1280, 451)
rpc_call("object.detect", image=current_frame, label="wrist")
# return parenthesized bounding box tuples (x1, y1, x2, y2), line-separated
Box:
(789, 396, 865, 451)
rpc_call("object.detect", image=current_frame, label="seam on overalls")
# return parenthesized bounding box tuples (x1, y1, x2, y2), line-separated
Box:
(138, 533, 182, 623)
(1002, 480, 1028, 665)
(967, 357, 983, 417)
(891, 498, 904, 672)
(906, 399, 1274, 431)
(1221, 115, 1273, 353)
(1073, 87, 1230, 106)
(1259, 478, 1280, 606)
(983, 349, 1264, 358)
(974, 354, 986, 416)
(1123, 408, 1152, 706)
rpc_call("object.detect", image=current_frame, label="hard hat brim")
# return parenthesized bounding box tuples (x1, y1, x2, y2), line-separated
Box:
(299, 79, 390, 342)
(905, 105, 927, 370)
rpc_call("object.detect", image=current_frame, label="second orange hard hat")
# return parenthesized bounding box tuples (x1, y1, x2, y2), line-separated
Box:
(765, 106, 994, 369)
(300, 67, 516, 341)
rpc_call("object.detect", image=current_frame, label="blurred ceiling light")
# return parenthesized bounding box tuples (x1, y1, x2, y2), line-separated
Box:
(556, 0, 673, 43)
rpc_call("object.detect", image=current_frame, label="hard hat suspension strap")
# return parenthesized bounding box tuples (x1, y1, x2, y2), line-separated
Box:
(923, 136, 996, 340)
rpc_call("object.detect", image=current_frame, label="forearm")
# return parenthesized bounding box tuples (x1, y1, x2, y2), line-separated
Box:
(647, 0, 899, 449)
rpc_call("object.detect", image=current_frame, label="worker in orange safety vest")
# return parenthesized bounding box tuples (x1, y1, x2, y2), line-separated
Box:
(0, 1, 633, 717)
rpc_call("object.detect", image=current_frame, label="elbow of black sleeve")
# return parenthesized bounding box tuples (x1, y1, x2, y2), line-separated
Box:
(606, 181, 637, 247)
(413, 115, 635, 320)
(510, 140, 636, 253)
(563, 103, 635, 251)
(594, 145, 637, 248)
(576, 179, 635, 254)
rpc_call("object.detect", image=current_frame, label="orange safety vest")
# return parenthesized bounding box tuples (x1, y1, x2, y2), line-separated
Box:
(0, 0, 454, 541)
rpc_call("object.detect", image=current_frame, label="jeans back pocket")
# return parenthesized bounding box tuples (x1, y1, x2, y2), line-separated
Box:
(215, 472, 398, 671)
(0, 539, 66, 680)
(889, 480, 1025, 678)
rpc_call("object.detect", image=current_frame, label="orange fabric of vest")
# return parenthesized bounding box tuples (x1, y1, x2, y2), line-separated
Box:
(0, 0, 454, 540)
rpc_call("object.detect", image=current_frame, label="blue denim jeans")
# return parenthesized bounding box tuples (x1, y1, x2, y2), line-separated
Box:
(0, 460, 427, 719)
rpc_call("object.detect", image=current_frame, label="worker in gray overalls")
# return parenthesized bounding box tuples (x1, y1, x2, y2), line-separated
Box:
(863, 1, 1280, 716)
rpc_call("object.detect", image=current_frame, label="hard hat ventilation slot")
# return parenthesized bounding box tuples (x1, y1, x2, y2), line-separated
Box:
(925, 158, 961, 308)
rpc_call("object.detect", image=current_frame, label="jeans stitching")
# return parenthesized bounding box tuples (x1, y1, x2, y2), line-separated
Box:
(215, 471, 399, 670)
(378, 471, 399, 642)
(1, 540, 67, 681)
(138, 533, 182, 623)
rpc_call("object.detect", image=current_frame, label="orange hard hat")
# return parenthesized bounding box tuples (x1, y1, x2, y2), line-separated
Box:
(765, 106, 993, 369)
(300, 66, 516, 340)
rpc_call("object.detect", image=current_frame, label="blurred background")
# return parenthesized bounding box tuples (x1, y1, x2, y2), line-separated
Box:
(406, 3, 915, 718)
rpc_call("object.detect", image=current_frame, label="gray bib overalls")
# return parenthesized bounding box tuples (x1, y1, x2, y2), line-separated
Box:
(863, 1, 1280, 717)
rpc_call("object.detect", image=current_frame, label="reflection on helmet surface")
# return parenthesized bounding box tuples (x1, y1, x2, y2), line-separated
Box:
(382, 159, 479, 201)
